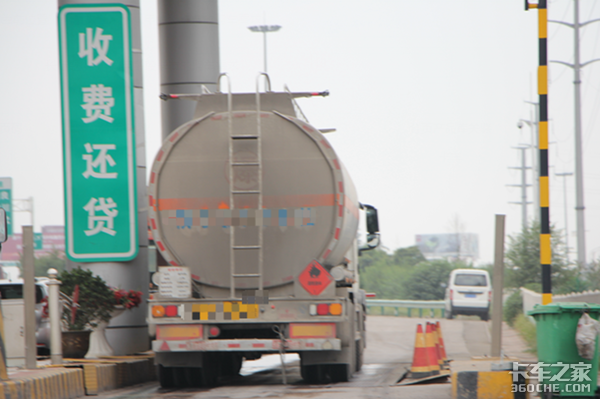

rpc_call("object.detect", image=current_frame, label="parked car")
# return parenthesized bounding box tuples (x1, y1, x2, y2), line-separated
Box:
(444, 269, 491, 321)
(0, 279, 51, 354)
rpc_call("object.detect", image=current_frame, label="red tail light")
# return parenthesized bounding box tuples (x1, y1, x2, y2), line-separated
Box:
(450, 289, 453, 300)
(316, 304, 329, 315)
(488, 291, 492, 302)
(165, 305, 178, 317)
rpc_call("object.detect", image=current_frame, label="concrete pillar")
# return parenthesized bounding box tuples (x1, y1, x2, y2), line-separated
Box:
(158, 0, 220, 139)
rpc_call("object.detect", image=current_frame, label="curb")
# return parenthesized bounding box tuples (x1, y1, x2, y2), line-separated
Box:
(0, 368, 85, 399)
(451, 370, 526, 399)
(79, 357, 156, 394)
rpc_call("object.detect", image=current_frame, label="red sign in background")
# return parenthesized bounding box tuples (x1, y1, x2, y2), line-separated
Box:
(298, 260, 333, 296)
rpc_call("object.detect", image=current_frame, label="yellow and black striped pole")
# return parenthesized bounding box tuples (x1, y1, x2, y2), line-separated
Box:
(526, 0, 552, 305)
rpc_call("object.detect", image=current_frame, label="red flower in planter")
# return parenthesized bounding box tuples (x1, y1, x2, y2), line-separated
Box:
(112, 288, 143, 309)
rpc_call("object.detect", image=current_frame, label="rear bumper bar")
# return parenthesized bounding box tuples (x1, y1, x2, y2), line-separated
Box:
(153, 338, 341, 352)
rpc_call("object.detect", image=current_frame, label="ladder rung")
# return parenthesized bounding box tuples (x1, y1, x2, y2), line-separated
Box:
(231, 135, 258, 140)
(233, 245, 261, 250)
(232, 274, 261, 278)
(232, 190, 260, 195)
(232, 162, 259, 166)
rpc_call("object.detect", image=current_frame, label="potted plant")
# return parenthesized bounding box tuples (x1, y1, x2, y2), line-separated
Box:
(59, 267, 115, 358)
(84, 287, 143, 358)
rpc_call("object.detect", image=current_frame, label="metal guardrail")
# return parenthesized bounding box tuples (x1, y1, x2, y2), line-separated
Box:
(365, 299, 445, 318)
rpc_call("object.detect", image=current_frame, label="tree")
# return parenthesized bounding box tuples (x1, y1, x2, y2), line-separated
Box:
(402, 260, 454, 300)
(392, 246, 426, 268)
(358, 248, 391, 271)
(505, 220, 575, 294)
(35, 250, 66, 277)
(360, 264, 406, 299)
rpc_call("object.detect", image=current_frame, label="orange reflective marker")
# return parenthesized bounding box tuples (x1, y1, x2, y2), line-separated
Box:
(152, 305, 165, 318)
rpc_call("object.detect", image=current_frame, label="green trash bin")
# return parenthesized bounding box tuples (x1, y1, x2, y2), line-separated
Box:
(528, 302, 600, 397)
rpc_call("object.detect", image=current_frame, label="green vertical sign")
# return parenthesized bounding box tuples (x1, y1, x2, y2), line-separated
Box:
(0, 178, 12, 237)
(59, 5, 137, 262)
(34, 233, 43, 251)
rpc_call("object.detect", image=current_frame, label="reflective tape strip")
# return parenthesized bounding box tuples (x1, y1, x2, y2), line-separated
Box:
(157, 194, 335, 211)
(152, 338, 341, 352)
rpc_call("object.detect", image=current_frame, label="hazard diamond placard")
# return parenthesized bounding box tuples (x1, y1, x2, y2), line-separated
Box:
(298, 260, 333, 296)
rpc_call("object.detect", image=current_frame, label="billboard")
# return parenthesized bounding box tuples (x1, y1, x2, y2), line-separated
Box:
(415, 233, 479, 260)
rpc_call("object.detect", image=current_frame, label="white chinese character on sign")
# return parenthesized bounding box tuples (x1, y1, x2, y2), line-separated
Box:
(83, 143, 117, 179)
(79, 27, 113, 66)
(83, 197, 118, 236)
(81, 84, 114, 123)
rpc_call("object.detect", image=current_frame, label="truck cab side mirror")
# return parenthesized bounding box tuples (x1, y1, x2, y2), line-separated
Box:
(0, 208, 7, 252)
(359, 204, 380, 255)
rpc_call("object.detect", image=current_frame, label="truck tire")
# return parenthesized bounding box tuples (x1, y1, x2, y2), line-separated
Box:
(330, 363, 351, 382)
(301, 364, 322, 384)
(185, 367, 203, 387)
(201, 353, 219, 386)
(220, 354, 243, 376)
(157, 365, 174, 388)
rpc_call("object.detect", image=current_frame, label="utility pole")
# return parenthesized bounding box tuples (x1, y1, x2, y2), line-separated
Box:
(518, 100, 539, 221)
(248, 25, 281, 73)
(556, 172, 573, 264)
(508, 147, 532, 230)
(549, 0, 600, 267)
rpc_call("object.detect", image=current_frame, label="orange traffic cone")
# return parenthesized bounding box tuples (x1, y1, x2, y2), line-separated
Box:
(430, 322, 444, 368)
(410, 324, 438, 378)
(424, 322, 441, 375)
(435, 321, 449, 366)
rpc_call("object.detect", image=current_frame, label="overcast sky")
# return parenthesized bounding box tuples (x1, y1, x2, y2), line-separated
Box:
(1, 0, 600, 265)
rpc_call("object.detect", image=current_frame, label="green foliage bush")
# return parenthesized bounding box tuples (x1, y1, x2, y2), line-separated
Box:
(35, 250, 66, 277)
(359, 247, 464, 300)
(402, 260, 454, 300)
(503, 290, 523, 326)
(514, 313, 537, 353)
(59, 267, 115, 330)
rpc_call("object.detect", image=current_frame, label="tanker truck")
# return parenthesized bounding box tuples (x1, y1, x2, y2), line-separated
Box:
(148, 75, 380, 387)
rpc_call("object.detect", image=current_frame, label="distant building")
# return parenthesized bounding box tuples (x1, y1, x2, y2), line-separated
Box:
(415, 233, 479, 262)
(0, 225, 65, 261)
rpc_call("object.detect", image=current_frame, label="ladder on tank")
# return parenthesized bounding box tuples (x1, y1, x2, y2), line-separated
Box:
(221, 73, 269, 299)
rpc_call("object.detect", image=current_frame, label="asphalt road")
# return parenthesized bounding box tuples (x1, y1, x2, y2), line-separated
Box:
(93, 316, 493, 399)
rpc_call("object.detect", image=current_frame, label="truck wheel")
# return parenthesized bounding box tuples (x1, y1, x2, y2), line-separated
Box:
(301, 364, 322, 384)
(480, 311, 489, 321)
(201, 354, 219, 386)
(355, 340, 363, 372)
(186, 367, 203, 387)
(330, 363, 351, 382)
(157, 365, 174, 388)
(220, 354, 243, 376)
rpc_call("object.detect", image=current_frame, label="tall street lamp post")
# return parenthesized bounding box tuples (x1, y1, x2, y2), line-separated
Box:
(248, 25, 281, 73)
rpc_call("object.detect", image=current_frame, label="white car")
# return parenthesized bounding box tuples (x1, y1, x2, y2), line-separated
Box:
(0, 279, 51, 354)
(444, 269, 491, 321)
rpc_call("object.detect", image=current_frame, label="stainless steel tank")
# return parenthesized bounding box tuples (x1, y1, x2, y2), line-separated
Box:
(149, 92, 359, 290)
